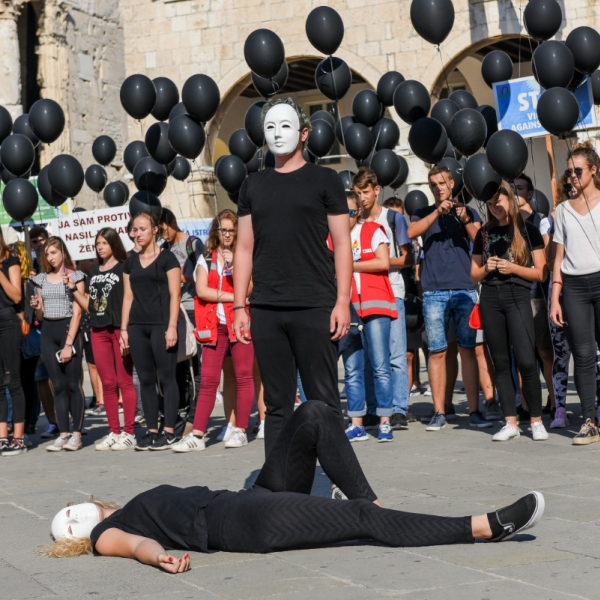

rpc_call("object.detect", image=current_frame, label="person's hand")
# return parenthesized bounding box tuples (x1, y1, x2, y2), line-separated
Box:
(59, 345, 73, 363)
(165, 325, 178, 350)
(436, 200, 454, 215)
(30, 294, 41, 310)
(330, 301, 350, 341)
(157, 553, 191, 573)
(495, 259, 516, 275)
(222, 249, 233, 265)
(550, 300, 564, 327)
(119, 330, 130, 355)
(455, 205, 470, 223)
(233, 309, 251, 344)
(486, 257, 499, 272)
(62, 275, 76, 290)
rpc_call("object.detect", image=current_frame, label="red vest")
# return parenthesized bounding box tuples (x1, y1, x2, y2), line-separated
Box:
(351, 222, 398, 320)
(194, 250, 241, 344)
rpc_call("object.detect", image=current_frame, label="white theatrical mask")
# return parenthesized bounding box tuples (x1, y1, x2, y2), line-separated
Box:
(51, 503, 101, 539)
(263, 104, 301, 156)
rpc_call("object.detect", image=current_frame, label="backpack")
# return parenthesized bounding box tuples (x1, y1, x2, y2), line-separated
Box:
(386, 209, 401, 257)
(185, 236, 203, 267)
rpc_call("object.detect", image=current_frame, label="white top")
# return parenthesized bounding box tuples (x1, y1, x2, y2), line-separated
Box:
(553, 201, 600, 275)
(194, 255, 230, 324)
(375, 207, 406, 299)
(539, 215, 553, 236)
(351, 223, 389, 295)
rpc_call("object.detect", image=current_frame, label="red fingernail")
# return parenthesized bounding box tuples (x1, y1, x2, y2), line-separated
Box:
(169, 557, 173, 562)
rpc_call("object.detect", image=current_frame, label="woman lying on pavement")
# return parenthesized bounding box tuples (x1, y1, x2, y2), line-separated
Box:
(41, 401, 545, 571)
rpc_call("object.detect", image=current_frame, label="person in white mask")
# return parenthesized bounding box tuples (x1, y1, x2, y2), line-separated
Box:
(233, 98, 352, 457)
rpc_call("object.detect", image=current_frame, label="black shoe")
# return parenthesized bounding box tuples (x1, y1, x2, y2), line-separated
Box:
(149, 431, 179, 451)
(135, 431, 157, 451)
(25, 423, 36, 435)
(516, 405, 531, 422)
(2, 438, 27, 456)
(487, 491, 545, 542)
(0, 438, 8, 452)
(362, 413, 380, 430)
(390, 413, 409, 430)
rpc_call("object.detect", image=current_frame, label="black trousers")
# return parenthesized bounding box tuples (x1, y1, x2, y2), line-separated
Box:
(0, 308, 25, 424)
(562, 271, 600, 420)
(250, 306, 342, 457)
(480, 284, 542, 418)
(205, 401, 473, 553)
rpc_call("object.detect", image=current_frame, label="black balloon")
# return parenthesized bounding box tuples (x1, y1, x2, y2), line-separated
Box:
(145, 122, 176, 165)
(344, 123, 374, 161)
(28, 99, 65, 144)
(356, 149, 375, 169)
(408, 117, 448, 164)
(390, 156, 409, 189)
(13, 114, 39, 148)
(436, 157, 463, 197)
(244, 29, 285, 79)
(448, 108, 487, 156)
(476, 105, 498, 144)
(151, 77, 179, 121)
(166, 157, 177, 176)
(215, 155, 247, 194)
(133, 156, 168, 196)
(481, 51, 514, 88)
(168, 102, 187, 122)
(532, 41, 575, 90)
(103, 181, 129, 207)
(123, 140, 149, 174)
(244, 101, 266, 147)
(449, 90, 478, 110)
(371, 150, 401, 187)
(537, 87, 580, 138)
(301, 147, 318, 163)
(92, 135, 117, 166)
(393, 80, 430, 125)
(404, 190, 429, 216)
(315, 57, 352, 101)
(567, 70, 587, 92)
(252, 61, 288, 98)
(37, 165, 67, 207)
(352, 89, 382, 128)
(592, 71, 600, 105)
(129, 190, 162, 218)
(0, 134, 35, 177)
(227, 192, 239, 205)
(443, 139, 462, 160)
(530, 189, 551, 216)
(486, 130, 529, 181)
(377, 71, 405, 107)
(182, 74, 220, 123)
(306, 6, 344, 55)
(228, 128, 258, 163)
(335, 115, 357, 145)
(307, 119, 335, 158)
(48, 154, 85, 198)
(3, 178, 38, 222)
(172, 157, 191, 181)
(524, 0, 563, 41)
(338, 169, 356, 190)
(566, 27, 600, 75)
(120, 74, 156, 120)
(463, 153, 502, 201)
(245, 149, 262, 174)
(85, 164, 107, 193)
(410, 0, 454, 45)
(310, 110, 335, 129)
(430, 99, 460, 132)
(371, 118, 400, 150)
(168, 114, 206, 160)
(0, 106, 12, 145)
(0, 168, 25, 185)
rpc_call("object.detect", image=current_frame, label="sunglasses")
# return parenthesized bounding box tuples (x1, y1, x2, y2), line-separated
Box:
(565, 167, 584, 179)
(348, 209, 358, 217)
(219, 228, 235, 235)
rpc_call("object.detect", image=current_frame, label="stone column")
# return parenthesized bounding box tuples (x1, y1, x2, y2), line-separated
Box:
(0, 1, 26, 119)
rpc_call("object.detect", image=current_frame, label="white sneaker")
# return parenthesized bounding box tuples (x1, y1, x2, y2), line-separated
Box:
(217, 422, 234, 443)
(492, 423, 520, 442)
(171, 432, 205, 452)
(111, 432, 137, 451)
(95, 432, 120, 451)
(256, 420, 265, 439)
(46, 435, 71, 452)
(64, 434, 83, 451)
(224, 428, 248, 448)
(532, 421, 549, 441)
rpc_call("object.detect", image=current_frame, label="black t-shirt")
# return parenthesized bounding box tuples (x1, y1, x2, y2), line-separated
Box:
(237, 163, 348, 308)
(123, 250, 180, 325)
(411, 205, 482, 292)
(472, 221, 544, 288)
(90, 485, 224, 554)
(0, 255, 20, 311)
(85, 263, 126, 328)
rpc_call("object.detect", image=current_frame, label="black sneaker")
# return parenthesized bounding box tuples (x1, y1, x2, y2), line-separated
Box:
(390, 413, 409, 430)
(149, 431, 179, 451)
(2, 438, 27, 456)
(135, 431, 157, 451)
(0, 438, 8, 452)
(488, 491, 545, 542)
(362, 413, 379, 430)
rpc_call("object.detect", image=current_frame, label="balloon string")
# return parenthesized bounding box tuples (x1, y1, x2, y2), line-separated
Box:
(435, 45, 451, 98)
(327, 55, 350, 172)
(518, 0, 523, 79)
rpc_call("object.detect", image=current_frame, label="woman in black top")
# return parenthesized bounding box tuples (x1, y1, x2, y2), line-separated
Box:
(69, 228, 137, 451)
(120, 212, 181, 451)
(471, 183, 547, 442)
(43, 401, 545, 567)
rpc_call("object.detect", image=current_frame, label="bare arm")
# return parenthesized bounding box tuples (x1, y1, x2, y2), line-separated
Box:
(328, 213, 352, 341)
(233, 215, 254, 344)
(65, 275, 90, 312)
(60, 280, 85, 364)
(165, 267, 182, 350)
(119, 274, 133, 353)
(0, 264, 22, 304)
(389, 243, 413, 268)
(470, 254, 488, 283)
(195, 263, 234, 303)
(550, 243, 565, 326)
(354, 242, 390, 273)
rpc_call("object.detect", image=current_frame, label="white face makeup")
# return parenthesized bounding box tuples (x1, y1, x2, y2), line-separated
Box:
(263, 104, 301, 156)
(51, 503, 101, 540)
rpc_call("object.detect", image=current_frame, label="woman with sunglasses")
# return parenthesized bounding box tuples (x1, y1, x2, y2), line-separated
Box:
(550, 142, 600, 444)
(172, 210, 255, 452)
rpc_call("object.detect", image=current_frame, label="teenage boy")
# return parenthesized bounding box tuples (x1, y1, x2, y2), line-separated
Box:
(234, 97, 352, 457)
(353, 168, 414, 430)
(407, 166, 488, 431)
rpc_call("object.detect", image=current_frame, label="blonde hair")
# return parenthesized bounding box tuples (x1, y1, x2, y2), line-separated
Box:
(10, 242, 30, 279)
(37, 497, 120, 558)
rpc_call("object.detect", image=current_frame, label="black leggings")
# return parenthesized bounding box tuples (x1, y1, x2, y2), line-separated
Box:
(480, 284, 542, 418)
(128, 324, 178, 430)
(0, 308, 25, 425)
(40, 318, 85, 433)
(205, 401, 473, 553)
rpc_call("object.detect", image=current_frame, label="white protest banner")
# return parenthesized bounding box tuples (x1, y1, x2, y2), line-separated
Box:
(178, 218, 214, 243)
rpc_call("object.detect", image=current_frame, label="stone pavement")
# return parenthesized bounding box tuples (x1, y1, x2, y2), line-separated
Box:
(2, 388, 600, 600)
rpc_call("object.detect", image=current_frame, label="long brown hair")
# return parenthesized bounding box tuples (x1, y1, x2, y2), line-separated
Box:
(571, 141, 600, 190)
(0, 227, 11, 263)
(95, 227, 127, 263)
(205, 209, 238, 256)
(485, 182, 529, 266)
(41, 237, 76, 272)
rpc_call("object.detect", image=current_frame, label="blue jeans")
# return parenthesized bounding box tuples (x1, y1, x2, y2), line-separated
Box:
(342, 315, 393, 418)
(422, 289, 478, 352)
(390, 298, 409, 414)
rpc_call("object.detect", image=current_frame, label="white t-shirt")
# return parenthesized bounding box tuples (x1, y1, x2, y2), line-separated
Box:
(553, 201, 600, 275)
(195, 255, 232, 324)
(351, 222, 389, 295)
(374, 207, 407, 299)
(539, 215, 553, 236)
